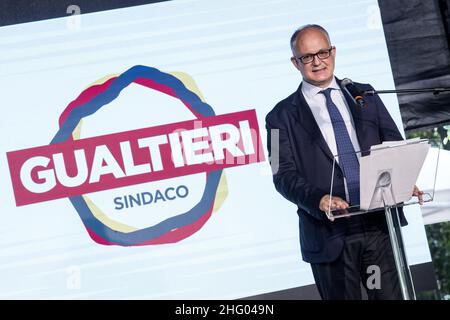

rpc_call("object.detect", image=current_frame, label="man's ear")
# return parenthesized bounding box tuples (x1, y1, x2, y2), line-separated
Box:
(291, 57, 301, 71)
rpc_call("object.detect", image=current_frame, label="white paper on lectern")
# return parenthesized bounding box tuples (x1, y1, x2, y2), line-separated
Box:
(360, 139, 429, 210)
(369, 138, 424, 151)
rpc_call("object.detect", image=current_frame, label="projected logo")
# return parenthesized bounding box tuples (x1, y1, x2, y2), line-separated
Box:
(7, 65, 264, 246)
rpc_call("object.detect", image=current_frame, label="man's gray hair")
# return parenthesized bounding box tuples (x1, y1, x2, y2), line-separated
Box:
(290, 24, 331, 56)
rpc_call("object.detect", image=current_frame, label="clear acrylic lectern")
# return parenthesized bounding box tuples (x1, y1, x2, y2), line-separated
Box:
(326, 138, 440, 300)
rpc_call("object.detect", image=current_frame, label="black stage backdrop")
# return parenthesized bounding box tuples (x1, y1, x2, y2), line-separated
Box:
(379, 0, 450, 131)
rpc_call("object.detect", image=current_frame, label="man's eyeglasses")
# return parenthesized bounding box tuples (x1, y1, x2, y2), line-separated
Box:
(295, 46, 334, 64)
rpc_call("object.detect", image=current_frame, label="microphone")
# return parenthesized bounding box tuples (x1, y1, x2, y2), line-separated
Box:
(341, 78, 366, 107)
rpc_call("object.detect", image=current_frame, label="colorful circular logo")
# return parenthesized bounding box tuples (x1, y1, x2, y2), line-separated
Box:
(52, 65, 227, 246)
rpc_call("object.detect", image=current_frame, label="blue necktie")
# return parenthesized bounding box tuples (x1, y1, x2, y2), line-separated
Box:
(320, 88, 360, 206)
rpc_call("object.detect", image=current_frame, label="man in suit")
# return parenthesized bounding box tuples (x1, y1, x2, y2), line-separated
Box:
(265, 24, 423, 300)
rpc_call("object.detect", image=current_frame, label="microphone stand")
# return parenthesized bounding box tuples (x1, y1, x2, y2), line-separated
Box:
(363, 87, 450, 96)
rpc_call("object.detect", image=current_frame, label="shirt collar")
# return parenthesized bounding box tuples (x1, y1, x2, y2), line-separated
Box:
(301, 77, 340, 99)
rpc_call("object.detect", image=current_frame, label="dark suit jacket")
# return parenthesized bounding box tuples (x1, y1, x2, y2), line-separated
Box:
(265, 78, 407, 263)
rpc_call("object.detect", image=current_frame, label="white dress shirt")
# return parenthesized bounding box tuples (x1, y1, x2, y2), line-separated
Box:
(301, 78, 361, 201)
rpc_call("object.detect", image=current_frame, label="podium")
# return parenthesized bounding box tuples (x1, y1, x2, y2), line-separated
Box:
(326, 138, 439, 300)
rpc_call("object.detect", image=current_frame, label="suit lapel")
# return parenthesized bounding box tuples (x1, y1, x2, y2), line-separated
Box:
(336, 78, 367, 154)
(293, 84, 335, 163)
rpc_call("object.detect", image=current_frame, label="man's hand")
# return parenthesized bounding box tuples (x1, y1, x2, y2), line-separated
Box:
(413, 185, 424, 205)
(319, 195, 349, 221)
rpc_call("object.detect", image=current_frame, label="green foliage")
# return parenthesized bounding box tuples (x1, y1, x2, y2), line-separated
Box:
(425, 222, 450, 299)
(406, 124, 450, 300)
(406, 125, 450, 150)
(443, 125, 450, 146)
(407, 128, 442, 148)
(407, 127, 441, 140)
